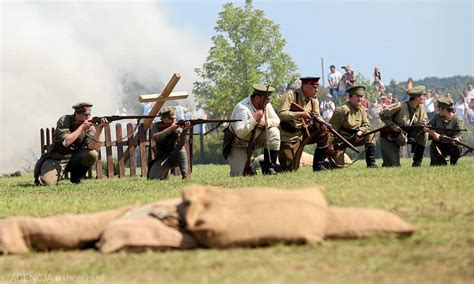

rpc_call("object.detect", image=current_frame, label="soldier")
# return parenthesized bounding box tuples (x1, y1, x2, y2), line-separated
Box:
(428, 97, 463, 166)
(227, 84, 280, 176)
(34, 102, 108, 185)
(277, 77, 329, 171)
(148, 108, 191, 180)
(328, 85, 377, 168)
(379, 86, 429, 167)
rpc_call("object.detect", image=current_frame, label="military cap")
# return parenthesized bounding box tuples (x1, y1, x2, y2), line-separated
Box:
(346, 85, 366, 97)
(300, 77, 320, 87)
(72, 102, 93, 114)
(252, 84, 275, 97)
(437, 97, 454, 108)
(407, 85, 426, 97)
(160, 108, 176, 119)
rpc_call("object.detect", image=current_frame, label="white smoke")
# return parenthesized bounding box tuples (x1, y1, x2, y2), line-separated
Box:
(0, 1, 209, 173)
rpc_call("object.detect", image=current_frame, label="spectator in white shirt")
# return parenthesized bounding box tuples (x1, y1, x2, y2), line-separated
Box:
(327, 65, 342, 102)
(321, 95, 336, 122)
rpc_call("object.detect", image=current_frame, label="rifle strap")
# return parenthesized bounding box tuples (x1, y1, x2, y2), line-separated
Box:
(406, 102, 416, 126)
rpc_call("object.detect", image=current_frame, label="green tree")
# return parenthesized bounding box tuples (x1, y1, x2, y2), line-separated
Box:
(193, 0, 297, 117)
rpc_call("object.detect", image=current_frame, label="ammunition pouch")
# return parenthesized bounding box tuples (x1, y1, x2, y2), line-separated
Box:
(222, 126, 235, 160)
(280, 121, 299, 133)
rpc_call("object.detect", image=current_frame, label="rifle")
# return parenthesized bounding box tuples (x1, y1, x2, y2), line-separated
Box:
(242, 123, 259, 176)
(290, 102, 359, 153)
(439, 136, 474, 152)
(333, 125, 389, 152)
(156, 119, 241, 131)
(88, 115, 161, 124)
(380, 124, 467, 137)
(243, 85, 270, 175)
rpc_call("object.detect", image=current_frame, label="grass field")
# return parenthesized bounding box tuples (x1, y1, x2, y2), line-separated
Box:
(1, 158, 473, 283)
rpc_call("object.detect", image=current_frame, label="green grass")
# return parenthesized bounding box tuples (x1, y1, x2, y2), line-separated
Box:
(1, 158, 473, 283)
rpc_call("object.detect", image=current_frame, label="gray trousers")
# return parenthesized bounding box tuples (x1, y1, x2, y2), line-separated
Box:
(228, 127, 280, 176)
(148, 148, 188, 180)
(35, 149, 98, 186)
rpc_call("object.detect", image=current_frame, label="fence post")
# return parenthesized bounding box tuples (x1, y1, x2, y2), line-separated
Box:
(127, 123, 137, 177)
(138, 124, 148, 177)
(116, 123, 125, 178)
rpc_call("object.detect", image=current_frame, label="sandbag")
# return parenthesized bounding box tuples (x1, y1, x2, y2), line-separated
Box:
(0, 206, 134, 254)
(182, 185, 328, 248)
(325, 207, 416, 239)
(97, 215, 198, 253)
(97, 197, 198, 253)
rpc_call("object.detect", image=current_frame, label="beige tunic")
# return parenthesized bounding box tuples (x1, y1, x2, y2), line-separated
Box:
(277, 88, 322, 143)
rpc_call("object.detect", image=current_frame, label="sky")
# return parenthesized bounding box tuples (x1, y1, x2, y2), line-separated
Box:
(0, 0, 473, 173)
(161, 0, 473, 84)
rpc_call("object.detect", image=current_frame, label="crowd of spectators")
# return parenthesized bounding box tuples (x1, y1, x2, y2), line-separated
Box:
(323, 65, 474, 126)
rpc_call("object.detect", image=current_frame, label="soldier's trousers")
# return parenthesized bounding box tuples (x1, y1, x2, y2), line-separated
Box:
(148, 148, 188, 180)
(35, 149, 98, 186)
(228, 127, 280, 176)
(328, 133, 376, 167)
(430, 141, 462, 166)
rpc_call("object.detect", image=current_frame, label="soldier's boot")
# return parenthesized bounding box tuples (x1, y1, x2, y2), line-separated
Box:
(365, 145, 377, 168)
(313, 147, 329, 172)
(262, 150, 279, 175)
(181, 171, 191, 180)
(70, 166, 90, 184)
(412, 145, 425, 167)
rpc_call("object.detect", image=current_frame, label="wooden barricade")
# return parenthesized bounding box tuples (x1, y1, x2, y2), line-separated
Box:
(39, 123, 191, 179)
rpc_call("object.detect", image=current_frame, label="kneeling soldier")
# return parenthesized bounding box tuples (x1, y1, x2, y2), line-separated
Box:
(328, 85, 377, 168)
(277, 77, 329, 171)
(148, 108, 191, 180)
(379, 86, 429, 167)
(34, 103, 108, 185)
(428, 97, 463, 166)
(227, 84, 280, 176)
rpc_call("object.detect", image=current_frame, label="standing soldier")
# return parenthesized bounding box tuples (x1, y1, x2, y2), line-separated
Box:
(328, 85, 377, 168)
(428, 97, 464, 166)
(379, 86, 429, 167)
(227, 84, 280, 176)
(277, 77, 329, 171)
(148, 108, 191, 180)
(34, 103, 109, 185)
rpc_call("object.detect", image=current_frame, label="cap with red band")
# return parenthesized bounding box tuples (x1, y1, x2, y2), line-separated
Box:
(300, 77, 320, 86)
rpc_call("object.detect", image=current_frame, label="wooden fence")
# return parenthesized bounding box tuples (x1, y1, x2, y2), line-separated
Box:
(40, 123, 192, 179)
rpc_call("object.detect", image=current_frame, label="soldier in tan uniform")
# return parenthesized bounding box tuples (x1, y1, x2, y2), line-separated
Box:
(328, 85, 377, 168)
(379, 86, 429, 167)
(148, 109, 191, 180)
(277, 77, 329, 171)
(227, 84, 280, 176)
(34, 103, 108, 185)
(428, 97, 464, 166)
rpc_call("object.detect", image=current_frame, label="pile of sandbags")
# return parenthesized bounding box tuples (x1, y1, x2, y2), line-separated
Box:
(0, 185, 415, 255)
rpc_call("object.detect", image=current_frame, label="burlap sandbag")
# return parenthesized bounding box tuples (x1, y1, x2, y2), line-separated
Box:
(0, 206, 134, 255)
(325, 207, 416, 239)
(97, 197, 198, 253)
(97, 215, 198, 253)
(183, 185, 328, 248)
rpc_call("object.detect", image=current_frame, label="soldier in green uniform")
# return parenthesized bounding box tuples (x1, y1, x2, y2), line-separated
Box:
(379, 86, 429, 167)
(328, 85, 377, 168)
(277, 77, 329, 171)
(148, 108, 191, 180)
(34, 103, 109, 185)
(428, 97, 463, 166)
